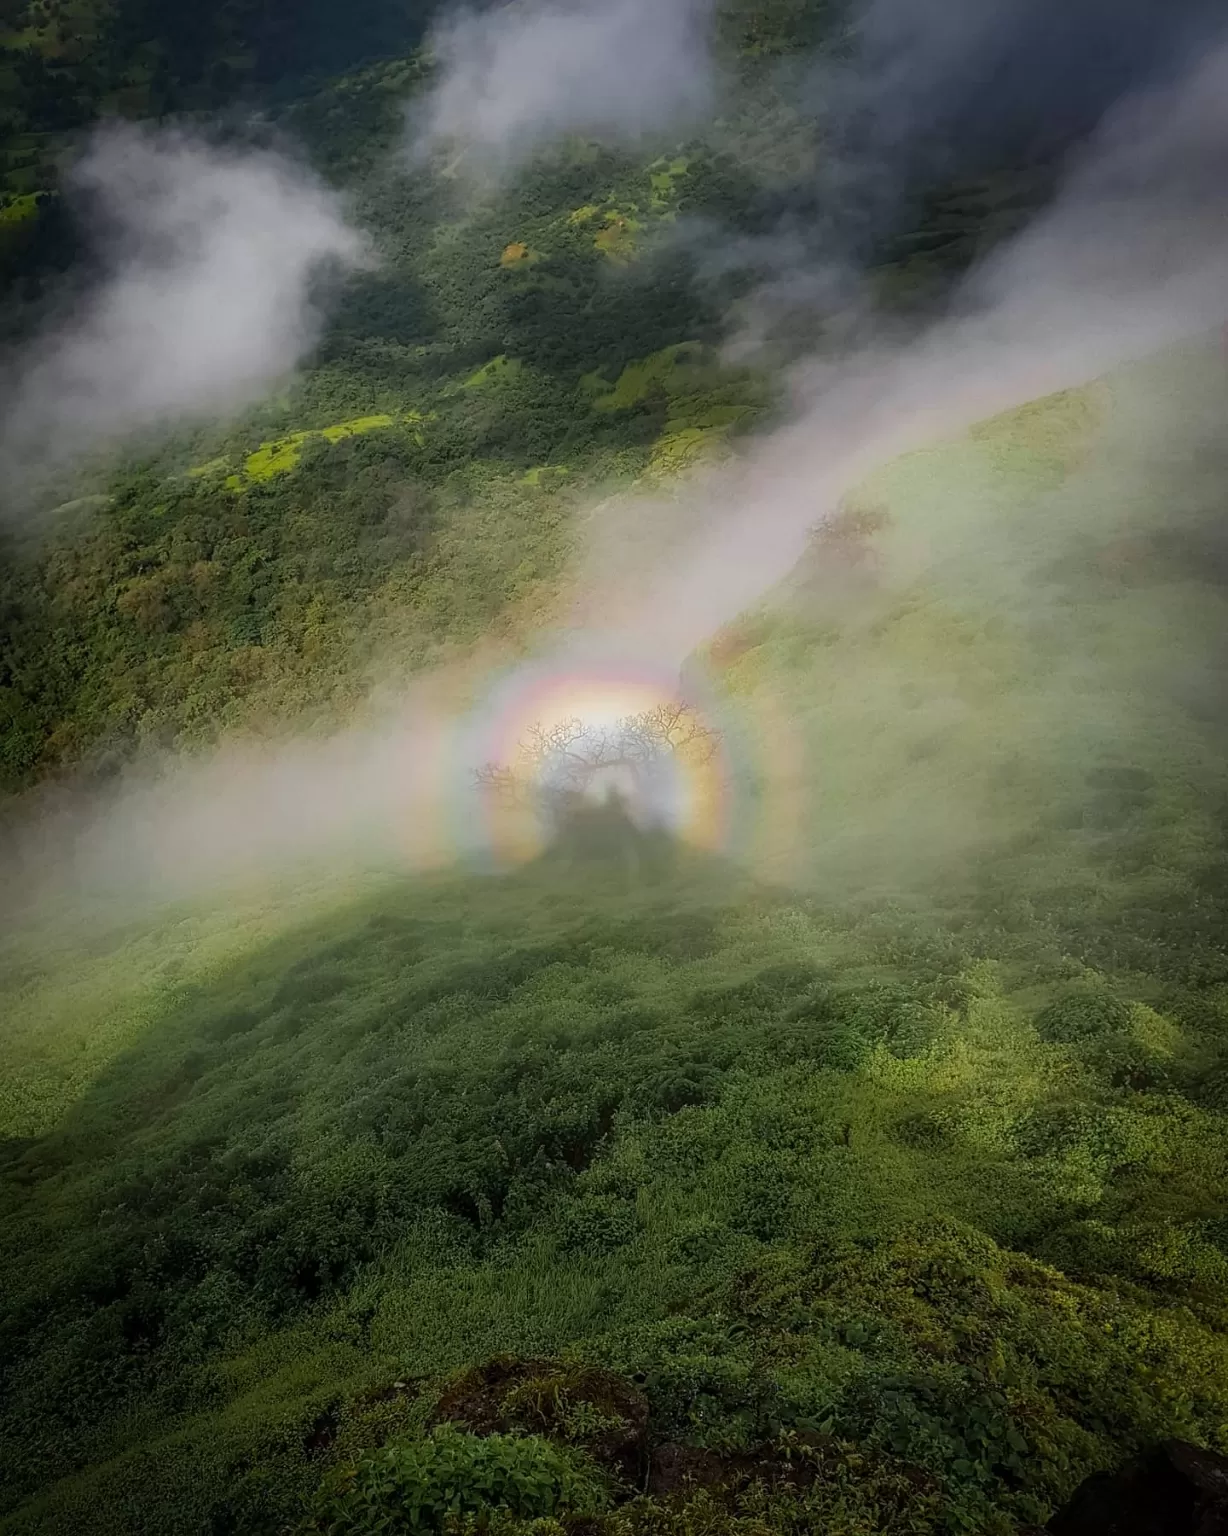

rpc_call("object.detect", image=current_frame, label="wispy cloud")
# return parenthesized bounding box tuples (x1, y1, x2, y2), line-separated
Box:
(575, 28, 1228, 662)
(413, 0, 718, 176)
(0, 123, 366, 491)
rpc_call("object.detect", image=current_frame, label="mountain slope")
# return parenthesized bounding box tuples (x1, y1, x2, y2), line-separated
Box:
(6, 351, 1228, 1530)
(5, 5, 1228, 1534)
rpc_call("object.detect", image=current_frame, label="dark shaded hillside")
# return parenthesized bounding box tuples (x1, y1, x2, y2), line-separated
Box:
(6, 845, 1228, 1533)
(0, 0, 438, 152)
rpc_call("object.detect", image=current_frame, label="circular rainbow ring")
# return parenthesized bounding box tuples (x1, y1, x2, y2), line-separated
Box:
(451, 652, 734, 867)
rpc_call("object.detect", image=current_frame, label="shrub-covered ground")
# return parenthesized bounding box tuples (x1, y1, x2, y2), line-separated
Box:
(0, 5, 1049, 793)
(7, 342, 1228, 1530)
(6, 837, 1228, 1534)
(6, 7, 1228, 1533)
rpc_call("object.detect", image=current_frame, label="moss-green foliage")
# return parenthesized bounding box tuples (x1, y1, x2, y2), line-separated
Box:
(312, 1426, 609, 1533)
(1, 429, 451, 783)
(584, 343, 764, 477)
(462, 356, 524, 392)
(5, 832, 1228, 1532)
(587, 344, 706, 412)
(0, 56, 787, 789)
(237, 415, 404, 482)
(649, 157, 691, 211)
(187, 414, 416, 488)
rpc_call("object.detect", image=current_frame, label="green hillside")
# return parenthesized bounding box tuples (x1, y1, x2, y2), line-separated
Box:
(7, 347, 1228, 1531)
(5, 4, 1228, 1534)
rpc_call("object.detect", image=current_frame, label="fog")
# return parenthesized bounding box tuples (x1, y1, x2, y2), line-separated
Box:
(574, 28, 1228, 660)
(413, 0, 718, 176)
(814, 0, 1222, 203)
(5, 3, 1228, 925)
(0, 123, 366, 493)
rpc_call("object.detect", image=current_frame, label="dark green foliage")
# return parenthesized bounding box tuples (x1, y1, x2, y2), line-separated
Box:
(5, 856, 1228, 1531)
(0, 428, 444, 787)
(0, 0, 440, 195)
(7, 6, 1228, 1536)
(1035, 989, 1133, 1044)
(0, 99, 765, 787)
(311, 1426, 608, 1534)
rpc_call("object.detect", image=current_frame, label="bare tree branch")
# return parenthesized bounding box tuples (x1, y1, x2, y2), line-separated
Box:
(473, 702, 722, 822)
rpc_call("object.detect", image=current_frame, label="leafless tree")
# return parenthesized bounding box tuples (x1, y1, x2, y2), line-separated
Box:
(473, 703, 719, 826)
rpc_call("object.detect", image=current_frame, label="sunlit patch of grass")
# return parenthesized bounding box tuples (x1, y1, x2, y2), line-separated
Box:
(648, 156, 690, 210)
(584, 343, 760, 472)
(185, 456, 230, 480)
(968, 384, 1110, 483)
(593, 210, 641, 263)
(587, 343, 707, 411)
(564, 196, 657, 260)
(462, 355, 524, 390)
(851, 378, 1109, 519)
(186, 412, 420, 487)
(0, 191, 40, 225)
(245, 414, 398, 479)
(645, 425, 731, 477)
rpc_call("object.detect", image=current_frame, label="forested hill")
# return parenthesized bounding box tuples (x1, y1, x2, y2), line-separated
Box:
(5, 4, 1228, 1536)
(0, 0, 447, 311)
(1, 0, 435, 157)
(0, 0, 1057, 797)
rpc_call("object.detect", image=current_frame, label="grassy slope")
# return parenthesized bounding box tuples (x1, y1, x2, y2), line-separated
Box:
(6, 365, 1228, 1533)
(5, 13, 1228, 1534)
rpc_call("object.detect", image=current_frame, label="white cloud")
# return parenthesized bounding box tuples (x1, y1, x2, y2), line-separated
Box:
(414, 0, 718, 174)
(0, 123, 366, 480)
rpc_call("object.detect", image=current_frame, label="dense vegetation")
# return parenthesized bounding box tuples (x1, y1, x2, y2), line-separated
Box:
(0, 56, 787, 787)
(7, 350, 1228, 1531)
(7, 790, 1228, 1534)
(6, 3, 1228, 1534)
(0, 38, 1049, 794)
(0, 0, 437, 179)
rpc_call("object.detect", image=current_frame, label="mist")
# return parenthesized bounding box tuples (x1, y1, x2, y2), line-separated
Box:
(700, 0, 1226, 355)
(0, 123, 366, 493)
(592, 27, 1228, 663)
(412, 0, 718, 175)
(6, 6, 1228, 927)
(816, 0, 1223, 198)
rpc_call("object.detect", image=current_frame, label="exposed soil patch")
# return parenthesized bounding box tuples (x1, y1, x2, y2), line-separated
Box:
(433, 1356, 650, 1484)
(647, 1431, 939, 1509)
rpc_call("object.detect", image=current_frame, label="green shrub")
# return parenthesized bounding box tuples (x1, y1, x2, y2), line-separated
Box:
(556, 1195, 639, 1254)
(310, 1427, 608, 1534)
(1034, 988, 1133, 1044)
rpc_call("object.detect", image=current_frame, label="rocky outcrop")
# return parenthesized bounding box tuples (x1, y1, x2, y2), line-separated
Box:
(1048, 1440, 1228, 1535)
